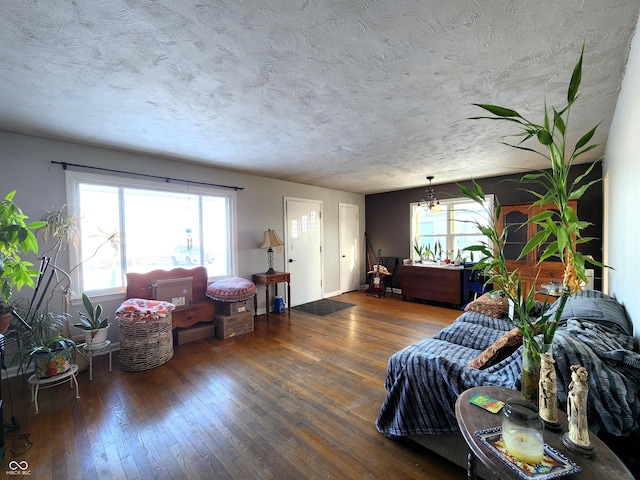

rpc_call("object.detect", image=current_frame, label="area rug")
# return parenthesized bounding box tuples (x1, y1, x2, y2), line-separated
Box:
(293, 299, 355, 317)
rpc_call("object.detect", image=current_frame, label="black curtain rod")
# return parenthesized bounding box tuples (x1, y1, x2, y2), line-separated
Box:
(51, 161, 244, 191)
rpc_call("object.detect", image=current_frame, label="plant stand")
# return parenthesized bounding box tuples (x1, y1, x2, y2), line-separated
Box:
(27, 364, 80, 414)
(82, 340, 112, 381)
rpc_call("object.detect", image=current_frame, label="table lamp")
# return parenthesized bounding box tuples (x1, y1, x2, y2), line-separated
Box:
(260, 229, 284, 274)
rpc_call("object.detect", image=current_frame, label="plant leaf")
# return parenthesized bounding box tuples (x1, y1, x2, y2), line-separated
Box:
(472, 103, 522, 118)
(568, 45, 584, 103)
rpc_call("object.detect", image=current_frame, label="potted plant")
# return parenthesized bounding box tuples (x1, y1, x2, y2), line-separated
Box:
(29, 334, 79, 379)
(72, 292, 110, 346)
(10, 309, 85, 378)
(413, 241, 425, 262)
(459, 46, 606, 403)
(0, 190, 46, 331)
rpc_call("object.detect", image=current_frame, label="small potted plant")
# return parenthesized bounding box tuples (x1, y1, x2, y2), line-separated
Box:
(11, 309, 85, 378)
(413, 241, 424, 262)
(72, 292, 110, 346)
(29, 334, 80, 379)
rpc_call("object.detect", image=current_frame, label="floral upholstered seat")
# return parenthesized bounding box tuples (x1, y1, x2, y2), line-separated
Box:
(206, 277, 256, 303)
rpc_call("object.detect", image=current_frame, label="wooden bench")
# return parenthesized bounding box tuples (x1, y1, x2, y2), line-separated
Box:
(125, 267, 215, 330)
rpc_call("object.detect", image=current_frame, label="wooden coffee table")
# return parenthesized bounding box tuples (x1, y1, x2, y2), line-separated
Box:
(455, 386, 633, 480)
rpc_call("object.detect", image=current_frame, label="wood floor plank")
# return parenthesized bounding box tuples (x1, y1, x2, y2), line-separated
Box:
(1, 291, 468, 479)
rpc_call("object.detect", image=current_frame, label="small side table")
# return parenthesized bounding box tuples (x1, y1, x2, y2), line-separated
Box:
(455, 385, 634, 480)
(83, 340, 112, 381)
(252, 272, 291, 320)
(27, 364, 80, 414)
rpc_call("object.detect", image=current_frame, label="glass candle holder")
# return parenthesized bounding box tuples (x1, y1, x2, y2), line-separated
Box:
(502, 398, 544, 464)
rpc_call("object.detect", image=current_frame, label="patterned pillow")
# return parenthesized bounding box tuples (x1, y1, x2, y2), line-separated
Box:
(465, 292, 510, 318)
(468, 328, 523, 369)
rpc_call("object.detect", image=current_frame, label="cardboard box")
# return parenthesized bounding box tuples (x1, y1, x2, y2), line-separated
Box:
(175, 323, 216, 345)
(214, 300, 248, 316)
(215, 311, 254, 339)
(153, 277, 193, 307)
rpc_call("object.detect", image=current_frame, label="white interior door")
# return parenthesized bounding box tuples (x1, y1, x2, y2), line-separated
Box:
(339, 203, 360, 293)
(284, 198, 323, 306)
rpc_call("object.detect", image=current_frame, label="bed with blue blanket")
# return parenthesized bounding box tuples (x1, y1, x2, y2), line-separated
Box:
(375, 290, 640, 473)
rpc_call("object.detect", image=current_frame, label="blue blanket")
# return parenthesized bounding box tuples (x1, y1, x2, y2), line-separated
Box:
(376, 291, 640, 438)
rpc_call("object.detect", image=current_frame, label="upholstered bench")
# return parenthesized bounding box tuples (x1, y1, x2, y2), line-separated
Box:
(206, 277, 257, 307)
(116, 298, 175, 371)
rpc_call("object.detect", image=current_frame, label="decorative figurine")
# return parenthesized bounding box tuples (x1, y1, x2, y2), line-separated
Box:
(538, 352, 561, 430)
(563, 364, 596, 457)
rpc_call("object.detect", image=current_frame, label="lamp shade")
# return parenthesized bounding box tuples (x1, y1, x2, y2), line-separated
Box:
(260, 229, 284, 249)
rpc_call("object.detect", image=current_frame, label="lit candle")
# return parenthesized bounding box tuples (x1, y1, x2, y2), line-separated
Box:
(503, 428, 544, 464)
(502, 398, 545, 465)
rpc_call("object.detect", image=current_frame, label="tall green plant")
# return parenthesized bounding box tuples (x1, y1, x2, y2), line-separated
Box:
(469, 45, 605, 293)
(460, 46, 606, 359)
(0, 190, 46, 313)
(458, 181, 561, 354)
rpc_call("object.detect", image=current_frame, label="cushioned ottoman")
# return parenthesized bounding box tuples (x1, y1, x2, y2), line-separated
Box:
(116, 298, 175, 372)
(206, 277, 257, 303)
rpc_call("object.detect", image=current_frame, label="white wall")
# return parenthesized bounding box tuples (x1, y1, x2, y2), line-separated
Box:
(0, 131, 365, 327)
(604, 17, 640, 341)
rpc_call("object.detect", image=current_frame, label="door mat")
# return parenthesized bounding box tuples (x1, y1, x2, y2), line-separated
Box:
(293, 299, 355, 317)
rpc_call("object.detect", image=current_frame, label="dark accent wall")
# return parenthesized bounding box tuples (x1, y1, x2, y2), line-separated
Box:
(365, 162, 603, 291)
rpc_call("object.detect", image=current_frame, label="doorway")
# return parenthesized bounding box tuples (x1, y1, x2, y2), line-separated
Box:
(339, 203, 360, 293)
(284, 197, 323, 306)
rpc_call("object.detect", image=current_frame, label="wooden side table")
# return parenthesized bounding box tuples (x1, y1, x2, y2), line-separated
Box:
(252, 272, 291, 320)
(455, 385, 633, 479)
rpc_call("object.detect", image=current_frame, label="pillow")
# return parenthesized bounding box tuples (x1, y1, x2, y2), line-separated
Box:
(465, 292, 510, 318)
(468, 328, 523, 369)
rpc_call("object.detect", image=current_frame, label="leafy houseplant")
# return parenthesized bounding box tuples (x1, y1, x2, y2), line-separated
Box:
(72, 292, 110, 345)
(460, 46, 605, 403)
(11, 309, 85, 378)
(0, 190, 46, 323)
(30, 335, 79, 379)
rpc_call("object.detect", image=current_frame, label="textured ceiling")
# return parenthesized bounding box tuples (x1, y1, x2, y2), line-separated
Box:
(0, 1, 638, 194)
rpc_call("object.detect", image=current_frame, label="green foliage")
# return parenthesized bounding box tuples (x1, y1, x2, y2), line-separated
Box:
(72, 292, 109, 330)
(10, 309, 85, 374)
(0, 190, 47, 311)
(468, 45, 604, 290)
(457, 181, 554, 354)
(460, 46, 606, 359)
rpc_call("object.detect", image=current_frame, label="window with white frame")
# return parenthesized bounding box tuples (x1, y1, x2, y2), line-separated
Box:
(65, 170, 237, 297)
(410, 195, 493, 261)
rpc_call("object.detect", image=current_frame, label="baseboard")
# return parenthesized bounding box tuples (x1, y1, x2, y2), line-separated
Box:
(324, 290, 342, 298)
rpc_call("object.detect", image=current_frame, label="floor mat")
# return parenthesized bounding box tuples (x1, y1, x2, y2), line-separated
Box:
(293, 299, 355, 317)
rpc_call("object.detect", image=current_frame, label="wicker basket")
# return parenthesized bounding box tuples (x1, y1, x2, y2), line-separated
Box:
(118, 311, 174, 372)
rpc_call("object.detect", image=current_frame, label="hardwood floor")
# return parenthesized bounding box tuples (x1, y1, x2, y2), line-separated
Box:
(1, 291, 467, 479)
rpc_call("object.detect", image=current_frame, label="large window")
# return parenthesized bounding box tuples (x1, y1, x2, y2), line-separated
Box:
(410, 195, 493, 261)
(66, 170, 237, 297)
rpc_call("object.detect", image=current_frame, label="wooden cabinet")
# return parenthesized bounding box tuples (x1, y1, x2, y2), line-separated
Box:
(497, 201, 577, 296)
(401, 264, 466, 307)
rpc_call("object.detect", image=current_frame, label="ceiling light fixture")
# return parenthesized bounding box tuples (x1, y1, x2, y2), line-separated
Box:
(419, 176, 440, 211)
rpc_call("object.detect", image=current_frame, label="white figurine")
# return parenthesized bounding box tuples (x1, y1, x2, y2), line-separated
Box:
(539, 352, 558, 425)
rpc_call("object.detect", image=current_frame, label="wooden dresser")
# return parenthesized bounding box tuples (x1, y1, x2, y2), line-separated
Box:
(401, 264, 467, 307)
